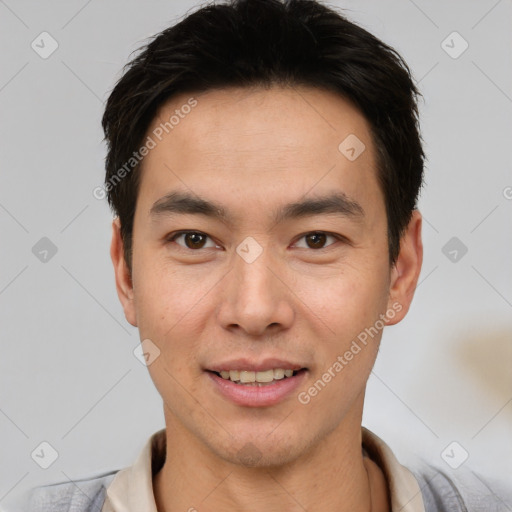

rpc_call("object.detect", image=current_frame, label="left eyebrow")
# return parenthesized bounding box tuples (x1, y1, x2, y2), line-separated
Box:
(149, 190, 365, 225)
(273, 192, 365, 224)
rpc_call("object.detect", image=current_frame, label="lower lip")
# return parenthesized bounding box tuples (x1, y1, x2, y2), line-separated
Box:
(206, 370, 308, 407)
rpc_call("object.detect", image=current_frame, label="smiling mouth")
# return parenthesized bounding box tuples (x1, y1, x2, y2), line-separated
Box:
(207, 368, 307, 386)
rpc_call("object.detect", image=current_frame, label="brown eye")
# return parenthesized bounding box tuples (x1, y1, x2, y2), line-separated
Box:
(305, 232, 328, 249)
(295, 232, 339, 250)
(167, 231, 216, 250)
(184, 232, 207, 249)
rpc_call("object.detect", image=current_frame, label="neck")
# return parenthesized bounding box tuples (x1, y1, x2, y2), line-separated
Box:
(153, 406, 389, 512)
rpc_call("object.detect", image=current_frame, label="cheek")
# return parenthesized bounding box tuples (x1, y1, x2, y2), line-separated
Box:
(300, 263, 390, 337)
(132, 252, 215, 333)
(132, 263, 209, 399)
(295, 272, 388, 420)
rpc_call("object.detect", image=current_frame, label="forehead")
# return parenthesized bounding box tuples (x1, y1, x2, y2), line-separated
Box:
(147, 85, 373, 161)
(136, 85, 380, 219)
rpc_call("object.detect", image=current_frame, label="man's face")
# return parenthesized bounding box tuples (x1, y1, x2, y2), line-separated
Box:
(113, 86, 416, 467)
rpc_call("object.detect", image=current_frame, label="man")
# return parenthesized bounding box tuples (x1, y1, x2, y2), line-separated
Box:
(25, 0, 510, 511)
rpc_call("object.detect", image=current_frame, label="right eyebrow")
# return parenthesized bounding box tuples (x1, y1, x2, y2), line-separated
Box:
(149, 191, 230, 223)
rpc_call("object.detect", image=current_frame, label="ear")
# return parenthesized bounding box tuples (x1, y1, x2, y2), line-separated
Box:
(386, 210, 423, 325)
(110, 217, 137, 327)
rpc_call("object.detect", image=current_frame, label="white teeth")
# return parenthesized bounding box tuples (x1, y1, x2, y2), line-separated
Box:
(217, 368, 299, 383)
(239, 371, 255, 383)
(273, 369, 285, 380)
(255, 369, 274, 383)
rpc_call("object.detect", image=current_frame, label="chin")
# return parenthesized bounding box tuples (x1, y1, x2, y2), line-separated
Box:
(209, 429, 309, 469)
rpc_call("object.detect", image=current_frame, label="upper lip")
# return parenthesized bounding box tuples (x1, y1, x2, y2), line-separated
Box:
(206, 358, 307, 373)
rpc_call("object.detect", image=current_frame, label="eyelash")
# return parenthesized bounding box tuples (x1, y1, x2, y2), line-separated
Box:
(165, 230, 346, 251)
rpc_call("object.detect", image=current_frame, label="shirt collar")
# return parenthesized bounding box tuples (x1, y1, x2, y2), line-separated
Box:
(102, 428, 165, 512)
(102, 427, 425, 512)
(361, 427, 425, 512)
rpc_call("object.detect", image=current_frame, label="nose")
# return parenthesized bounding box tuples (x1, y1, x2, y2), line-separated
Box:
(216, 244, 295, 337)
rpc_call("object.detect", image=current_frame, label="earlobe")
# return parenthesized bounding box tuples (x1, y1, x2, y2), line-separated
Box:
(110, 218, 138, 327)
(386, 210, 423, 326)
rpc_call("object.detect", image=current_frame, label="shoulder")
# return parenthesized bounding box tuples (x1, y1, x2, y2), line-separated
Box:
(23, 469, 119, 512)
(410, 463, 512, 512)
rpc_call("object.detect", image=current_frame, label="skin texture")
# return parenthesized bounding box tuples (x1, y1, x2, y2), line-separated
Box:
(111, 85, 423, 512)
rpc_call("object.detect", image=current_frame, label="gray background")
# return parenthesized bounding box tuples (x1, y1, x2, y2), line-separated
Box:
(1, 0, 511, 510)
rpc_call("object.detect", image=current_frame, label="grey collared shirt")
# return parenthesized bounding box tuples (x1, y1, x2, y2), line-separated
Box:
(24, 428, 511, 512)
